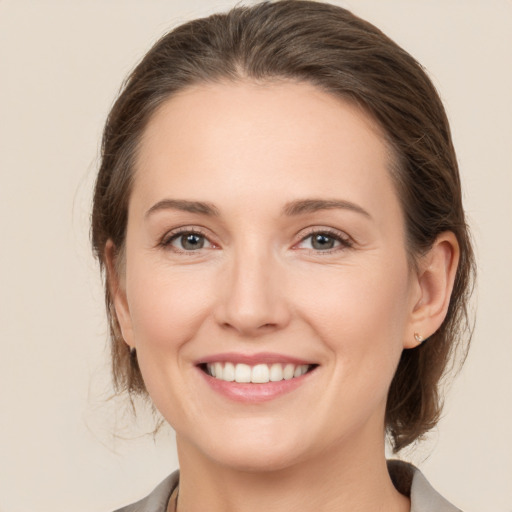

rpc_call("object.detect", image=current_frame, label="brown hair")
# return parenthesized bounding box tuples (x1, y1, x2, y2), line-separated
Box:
(91, 0, 475, 452)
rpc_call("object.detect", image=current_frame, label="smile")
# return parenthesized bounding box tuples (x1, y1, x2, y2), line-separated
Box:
(204, 362, 313, 383)
(196, 353, 318, 403)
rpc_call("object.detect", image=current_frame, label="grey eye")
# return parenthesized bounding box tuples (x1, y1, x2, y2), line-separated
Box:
(163, 229, 214, 252)
(166, 233, 208, 251)
(311, 233, 336, 250)
(179, 233, 205, 250)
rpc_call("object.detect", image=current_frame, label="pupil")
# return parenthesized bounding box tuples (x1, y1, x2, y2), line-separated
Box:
(312, 234, 334, 250)
(182, 234, 204, 250)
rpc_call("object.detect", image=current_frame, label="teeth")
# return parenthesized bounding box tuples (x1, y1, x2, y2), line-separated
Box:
(223, 362, 235, 382)
(251, 364, 269, 383)
(294, 365, 307, 378)
(235, 363, 251, 383)
(205, 362, 311, 383)
(283, 363, 295, 380)
(269, 363, 283, 382)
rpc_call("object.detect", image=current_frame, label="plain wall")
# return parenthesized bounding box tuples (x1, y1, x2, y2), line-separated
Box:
(0, 1, 511, 511)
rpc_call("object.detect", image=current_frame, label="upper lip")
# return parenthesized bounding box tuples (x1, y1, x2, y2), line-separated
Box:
(195, 352, 316, 366)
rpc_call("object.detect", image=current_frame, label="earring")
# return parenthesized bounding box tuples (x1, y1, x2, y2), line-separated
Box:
(414, 333, 424, 344)
(130, 347, 137, 359)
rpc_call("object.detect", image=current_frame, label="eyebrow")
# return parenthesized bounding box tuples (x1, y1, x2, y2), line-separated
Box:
(145, 197, 370, 219)
(145, 199, 220, 218)
(282, 199, 371, 218)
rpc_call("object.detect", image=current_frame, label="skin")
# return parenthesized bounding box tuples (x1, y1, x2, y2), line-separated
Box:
(108, 81, 459, 512)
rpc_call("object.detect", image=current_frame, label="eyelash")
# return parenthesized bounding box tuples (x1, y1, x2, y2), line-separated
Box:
(159, 227, 353, 254)
(295, 227, 353, 253)
(160, 227, 214, 253)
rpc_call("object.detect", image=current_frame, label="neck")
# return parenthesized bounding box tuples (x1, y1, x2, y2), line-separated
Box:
(175, 432, 409, 512)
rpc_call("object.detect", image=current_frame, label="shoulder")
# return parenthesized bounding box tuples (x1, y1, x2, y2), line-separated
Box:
(388, 460, 463, 512)
(112, 471, 179, 512)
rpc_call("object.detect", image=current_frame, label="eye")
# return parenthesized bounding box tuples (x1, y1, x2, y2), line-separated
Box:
(297, 230, 352, 252)
(162, 230, 214, 252)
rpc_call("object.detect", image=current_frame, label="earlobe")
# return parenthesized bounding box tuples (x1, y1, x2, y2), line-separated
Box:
(104, 240, 134, 348)
(404, 232, 460, 349)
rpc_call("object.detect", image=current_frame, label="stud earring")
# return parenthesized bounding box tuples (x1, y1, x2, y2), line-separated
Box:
(130, 347, 137, 359)
(414, 333, 424, 344)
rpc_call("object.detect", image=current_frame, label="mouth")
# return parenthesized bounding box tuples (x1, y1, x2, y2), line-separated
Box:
(195, 353, 319, 403)
(199, 362, 317, 384)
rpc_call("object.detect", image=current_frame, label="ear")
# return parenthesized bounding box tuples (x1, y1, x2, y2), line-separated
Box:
(404, 231, 460, 349)
(104, 240, 134, 349)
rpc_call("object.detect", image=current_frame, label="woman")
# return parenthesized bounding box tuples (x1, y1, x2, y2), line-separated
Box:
(91, 1, 474, 511)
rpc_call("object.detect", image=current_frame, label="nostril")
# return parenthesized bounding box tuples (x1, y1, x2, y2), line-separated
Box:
(219, 321, 277, 333)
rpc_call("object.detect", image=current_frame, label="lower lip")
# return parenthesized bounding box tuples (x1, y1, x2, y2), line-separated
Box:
(198, 367, 315, 403)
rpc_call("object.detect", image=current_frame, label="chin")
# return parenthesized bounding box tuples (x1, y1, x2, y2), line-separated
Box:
(211, 443, 307, 474)
(180, 421, 313, 474)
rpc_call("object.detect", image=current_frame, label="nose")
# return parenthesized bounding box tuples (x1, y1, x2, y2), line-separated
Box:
(214, 244, 291, 337)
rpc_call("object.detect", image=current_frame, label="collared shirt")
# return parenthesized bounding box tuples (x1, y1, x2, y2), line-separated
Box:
(113, 460, 462, 512)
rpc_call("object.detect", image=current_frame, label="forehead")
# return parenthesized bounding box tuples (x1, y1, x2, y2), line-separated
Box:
(132, 80, 399, 219)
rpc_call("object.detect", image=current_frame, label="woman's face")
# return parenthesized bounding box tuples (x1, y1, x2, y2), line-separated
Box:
(114, 81, 422, 471)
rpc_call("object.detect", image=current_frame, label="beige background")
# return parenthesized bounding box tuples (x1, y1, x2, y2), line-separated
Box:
(0, 1, 511, 511)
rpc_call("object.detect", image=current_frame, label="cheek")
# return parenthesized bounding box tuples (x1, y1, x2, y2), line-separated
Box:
(126, 261, 216, 353)
(296, 259, 410, 334)
(124, 261, 219, 421)
(292, 256, 412, 377)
